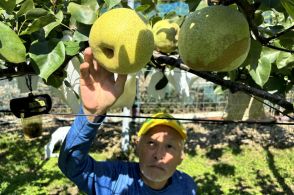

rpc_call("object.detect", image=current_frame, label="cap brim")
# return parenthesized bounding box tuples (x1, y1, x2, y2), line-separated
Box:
(138, 118, 187, 139)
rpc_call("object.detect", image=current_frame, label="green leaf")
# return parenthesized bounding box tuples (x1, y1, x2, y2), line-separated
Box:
(0, 21, 26, 63)
(281, 0, 294, 19)
(29, 39, 65, 81)
(267, 36, 294, 69)
(16, 0, 34, 17)
(82, 0, 99, 10)
(0, 0, 16, 13)
(135, 4, 151, 12)
(261, 47, 280, 63)
(20, 14, 56, 35)
(214, 85, 224, 95)
(248, 56, 272, 87)
(278, 30, 294, 49)
(164, 11, 177, 19)
(263, 75, 288, 94)
(104, 0, 121, 10)
(150, 15, 162, 26)
(26, 8, 48, 20)
(43, 10, 63, 37)
(45, 75, 64, 88)
(73, 30, 89, 42)
(72, 23, 91, 42)
(68, 2, 97, 25)
(272, 61, 294, 76)
(63, 41, 80, 56)
(46, 77, 64, 88)
(259, 0, 285, 12)
(242, 39, 262, 67)
(276, 52, 294, 69)
(139, 0, 155, 14)
(45, 69, 66, 88)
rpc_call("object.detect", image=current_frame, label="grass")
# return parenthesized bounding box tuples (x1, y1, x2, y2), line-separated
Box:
(179, 146, 294, 194)
(0, 130, 293, 194)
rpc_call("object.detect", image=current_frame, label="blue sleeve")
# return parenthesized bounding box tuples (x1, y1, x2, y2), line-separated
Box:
(58, 107, 106, 193)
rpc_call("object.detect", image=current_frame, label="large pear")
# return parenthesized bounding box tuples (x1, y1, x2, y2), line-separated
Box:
(178, 6, 250, 72)
(89, 8, 154, 74)
(152, 19, 180, 53)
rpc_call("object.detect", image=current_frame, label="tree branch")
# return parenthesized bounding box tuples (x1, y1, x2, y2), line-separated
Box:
(152, 52, 294, 113)
(263, 25, 294, 42)
(263, 44, 294, 54)
(0, 63, 36, 80)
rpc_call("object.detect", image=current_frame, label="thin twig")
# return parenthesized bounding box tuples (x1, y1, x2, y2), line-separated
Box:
(263, 44, 294, 54)
(263, 25, 294, 42)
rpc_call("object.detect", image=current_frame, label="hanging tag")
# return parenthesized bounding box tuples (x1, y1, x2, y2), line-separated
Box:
(10, 93, 52, 118)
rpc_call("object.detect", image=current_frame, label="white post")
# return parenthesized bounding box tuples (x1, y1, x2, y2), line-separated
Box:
(121, 107, 131, 152)
(120, 0, 135, 154)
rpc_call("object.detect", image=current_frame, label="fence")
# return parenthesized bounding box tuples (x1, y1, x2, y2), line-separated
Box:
(136, 73, 228, 114)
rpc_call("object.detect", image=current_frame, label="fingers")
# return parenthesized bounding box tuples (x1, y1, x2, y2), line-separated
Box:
(80, 62, 91, 85)
(83, 47, 93, 64)
(114, 74, 128, 96)
(84, 47, 99, 75)
(80, 48, 92, 82)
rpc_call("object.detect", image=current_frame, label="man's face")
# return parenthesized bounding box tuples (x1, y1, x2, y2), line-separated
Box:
(136, 125, 184, 189)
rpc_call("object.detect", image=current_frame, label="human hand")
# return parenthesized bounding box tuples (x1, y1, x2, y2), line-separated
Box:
(80, 47, 127, 121)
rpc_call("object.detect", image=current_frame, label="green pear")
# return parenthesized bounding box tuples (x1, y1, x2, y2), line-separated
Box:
(178, 6, 250, 72)
(152, 19, 180, 53)
(89, 8, 154, 74)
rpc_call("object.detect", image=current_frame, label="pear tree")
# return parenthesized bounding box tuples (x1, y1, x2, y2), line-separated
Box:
(0, 0, 293, 119)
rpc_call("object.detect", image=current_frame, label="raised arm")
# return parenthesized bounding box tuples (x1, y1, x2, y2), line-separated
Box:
(58, 47, 127, 193)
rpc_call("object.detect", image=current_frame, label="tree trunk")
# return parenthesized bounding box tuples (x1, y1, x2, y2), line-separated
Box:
(224, 91, 272, 121)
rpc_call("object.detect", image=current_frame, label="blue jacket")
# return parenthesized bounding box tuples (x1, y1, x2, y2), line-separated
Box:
(58, 109, 197, 195)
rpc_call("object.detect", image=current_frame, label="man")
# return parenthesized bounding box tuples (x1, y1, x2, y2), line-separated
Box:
(58, 47, 197, 194)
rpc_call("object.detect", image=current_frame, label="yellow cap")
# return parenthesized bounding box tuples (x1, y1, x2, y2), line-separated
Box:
(138, 112, 187, 140)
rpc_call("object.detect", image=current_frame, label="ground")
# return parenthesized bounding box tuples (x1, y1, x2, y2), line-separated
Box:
(0, 113, 293, 194)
